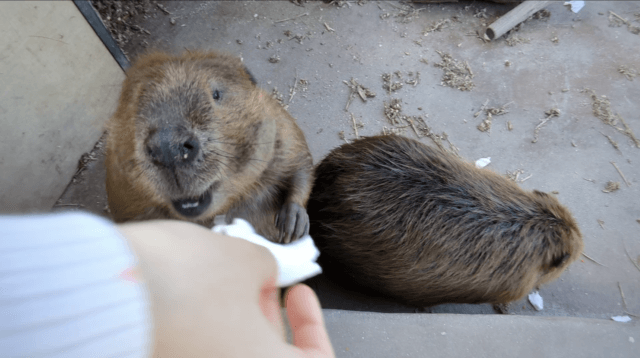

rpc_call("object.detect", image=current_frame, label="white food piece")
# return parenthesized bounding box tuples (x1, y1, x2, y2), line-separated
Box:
(475, 157, 491, 168)
(611, 316, 632, 323)
(564, 1, 585, 13)
(528, 291, 544, 311)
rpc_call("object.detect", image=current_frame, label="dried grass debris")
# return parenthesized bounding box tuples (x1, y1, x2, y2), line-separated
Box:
(338, 130, 348, 143)
(504, 169, 532, 183)
(609, 11, 628, 27)
(405, 72, 421, 87)
(608, 11, 640, 35)
(269, 55, 280, 63)
(344, 78, 376, 111)
(622, 241, 640, 273)
(324, 22, 335, 32)
(531, 9, 551, 20)
(156, 3, 171, 14)
(532, 108, 560, 143)
(274, 12, 308, 24)
(602, 181, 620, 193)
(283, 30, 307, 44)
(434, 51, 474, 91)
(611, 162, 631, 187)
(418, 122, 460, 158)
(71, 133, 105, 183)
(478, 115, 492, 132)
(474, 8, 488, 19)
(590, 92, 619, 126)
(501, 11, 548, 46)
(466, 30, 489, 43)
(381, 126, 405, 136)
(271, 87, 287, 109)
(488, 104, 512, 116)
(505, 34, 531, 47)
(382, 72, 404, 94)
(298, 79, 309, 92)
(475, 100, 511, 133)
(618, 65, 638, 81)
(90, 0, 156, 52)
(288, 71, 301, 104)
(587, 90, 640, 148)
(619, 282, 628, 310)
(391, 3, 424, 24)
(505, 169, 524, 182)
(600, 132, 621, 152)
(384, 99, 404, 125)
(582, 253, 608, 267)
(349, 113, 364, 139)
(382, 98, 459, 157)
(423, 18, 451, 34)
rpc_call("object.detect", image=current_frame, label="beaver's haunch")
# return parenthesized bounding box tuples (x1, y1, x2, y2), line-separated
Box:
(307, 135, 583, 306)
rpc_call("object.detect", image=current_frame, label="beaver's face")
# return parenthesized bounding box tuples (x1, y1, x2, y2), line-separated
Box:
(131, 55, 264, 220)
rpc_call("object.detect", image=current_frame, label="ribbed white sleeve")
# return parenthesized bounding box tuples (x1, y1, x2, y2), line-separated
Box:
(0, 212, 152, 358)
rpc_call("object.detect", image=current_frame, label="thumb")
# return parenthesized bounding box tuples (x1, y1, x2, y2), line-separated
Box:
(285, 284, 335, 358)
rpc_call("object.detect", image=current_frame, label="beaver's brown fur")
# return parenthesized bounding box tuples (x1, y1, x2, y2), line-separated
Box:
(106, 50, 313, 243)
(307, 135, 583, 306)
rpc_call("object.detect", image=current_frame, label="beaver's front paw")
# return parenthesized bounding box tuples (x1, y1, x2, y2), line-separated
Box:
(275, 202, 309, 244)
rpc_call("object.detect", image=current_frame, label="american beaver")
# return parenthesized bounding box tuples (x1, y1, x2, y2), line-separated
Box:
(105, 50, 313, 243)
(307, 135, 583, 306)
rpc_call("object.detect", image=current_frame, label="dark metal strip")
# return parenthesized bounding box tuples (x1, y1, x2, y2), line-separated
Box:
(73, 1, 130, 71)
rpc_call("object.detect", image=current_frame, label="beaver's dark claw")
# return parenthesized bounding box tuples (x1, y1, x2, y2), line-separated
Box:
(275, 202, 309, 244)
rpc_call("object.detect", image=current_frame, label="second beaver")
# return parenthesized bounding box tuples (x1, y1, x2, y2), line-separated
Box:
(307, 135, 583, 306)
(106, 50, 313, 243)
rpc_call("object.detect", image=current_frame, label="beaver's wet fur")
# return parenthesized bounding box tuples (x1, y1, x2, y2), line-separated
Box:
(307, 135, 583, 306)
(106, 50, 313, 243)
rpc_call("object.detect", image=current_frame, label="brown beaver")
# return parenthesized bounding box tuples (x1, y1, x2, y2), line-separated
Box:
(307, 135, 583, 306)
(105, 50, 313, 243)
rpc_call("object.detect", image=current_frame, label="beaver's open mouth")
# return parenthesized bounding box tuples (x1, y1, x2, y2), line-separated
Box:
(171, 189, 212, 218)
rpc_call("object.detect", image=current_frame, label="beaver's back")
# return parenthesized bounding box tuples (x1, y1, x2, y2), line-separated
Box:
(308, 135, 583, 306)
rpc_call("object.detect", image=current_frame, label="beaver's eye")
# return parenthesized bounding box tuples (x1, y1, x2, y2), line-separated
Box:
(212, 90, 221, 100)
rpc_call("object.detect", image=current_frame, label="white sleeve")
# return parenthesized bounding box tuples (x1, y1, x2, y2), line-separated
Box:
(0, 212, 153, 358)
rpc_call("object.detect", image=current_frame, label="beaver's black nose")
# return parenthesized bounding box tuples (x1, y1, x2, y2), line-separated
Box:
(146, 128, 200, 168)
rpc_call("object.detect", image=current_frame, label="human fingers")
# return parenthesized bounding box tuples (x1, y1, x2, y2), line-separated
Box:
(259, 277, 285, 339)
(118, 220, 282, 356)
(119, 219, 277, 295)
(285, 284, 335, 358)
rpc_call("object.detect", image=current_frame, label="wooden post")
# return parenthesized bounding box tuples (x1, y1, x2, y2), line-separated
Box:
(485, 1, 550, 40)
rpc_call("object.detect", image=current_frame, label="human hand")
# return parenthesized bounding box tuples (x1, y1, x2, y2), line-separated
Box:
(118, 220, 335, 358)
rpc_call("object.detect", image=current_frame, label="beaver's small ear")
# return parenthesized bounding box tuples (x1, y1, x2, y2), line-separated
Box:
(242, 66, 257, 85)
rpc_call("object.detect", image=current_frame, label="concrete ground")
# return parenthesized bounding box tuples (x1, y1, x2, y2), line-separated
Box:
(322, 310, 639, 357)
(0, 1, 123, 214)
(55, 0, 639, 348)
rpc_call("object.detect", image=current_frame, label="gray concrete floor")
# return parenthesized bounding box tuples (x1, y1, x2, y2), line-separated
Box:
(56, 1, 640, 321)
(322, 310, 639, 357)
(0, 1, 123, 214)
